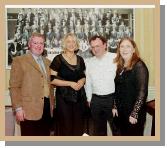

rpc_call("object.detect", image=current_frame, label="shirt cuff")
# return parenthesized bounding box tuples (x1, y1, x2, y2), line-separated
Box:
(15, 107, 22, 112)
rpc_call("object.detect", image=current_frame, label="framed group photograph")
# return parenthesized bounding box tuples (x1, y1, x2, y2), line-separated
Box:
(6, 6, 134, 69)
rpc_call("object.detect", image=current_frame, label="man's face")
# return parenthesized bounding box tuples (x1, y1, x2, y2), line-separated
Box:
(90, 38, 106, 58)
(28, 36, 44, 56)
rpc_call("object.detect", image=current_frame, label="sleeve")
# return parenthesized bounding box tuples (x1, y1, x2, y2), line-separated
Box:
(112, 74, 119, 109)
(9, 57, 23, 110)
(113, 88, 118, 109)
(130, 61, 149, 119)
(79, 56, 86, 79)
(50, 55, 61, 72)
(84, 61, 92, 102)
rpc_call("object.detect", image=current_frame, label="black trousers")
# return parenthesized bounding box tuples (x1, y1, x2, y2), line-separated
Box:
(90, 94, 114, 136)
(20, 97, 51, 136)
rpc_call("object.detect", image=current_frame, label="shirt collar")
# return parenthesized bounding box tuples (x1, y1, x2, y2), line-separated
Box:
(29, 51, 42, 61)
(95, 51, 108, 61)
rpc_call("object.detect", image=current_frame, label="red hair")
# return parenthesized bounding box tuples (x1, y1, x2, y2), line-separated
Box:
(114, 37, 141, 73)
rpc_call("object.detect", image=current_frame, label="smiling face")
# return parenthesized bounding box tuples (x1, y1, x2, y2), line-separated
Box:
(28, 36, 44, 56)
(64, 35, 77, 52)
(90, 38, 107, 58)
(119, 39, 135, 62)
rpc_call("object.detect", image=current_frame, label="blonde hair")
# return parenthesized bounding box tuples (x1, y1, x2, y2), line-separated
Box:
(61, 33, 79, 52)
(28, 32, 45, 44)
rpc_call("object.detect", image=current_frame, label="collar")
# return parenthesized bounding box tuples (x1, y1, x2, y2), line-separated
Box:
(29, 51, 42, 61)
(95, 51, 108, 60)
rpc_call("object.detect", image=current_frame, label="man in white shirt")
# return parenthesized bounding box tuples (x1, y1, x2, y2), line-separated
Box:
(85, 35, 117, 136)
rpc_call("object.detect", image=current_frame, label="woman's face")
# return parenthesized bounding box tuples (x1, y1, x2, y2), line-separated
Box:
(65, 36, 77, 52)
(119, 39, 135, 62)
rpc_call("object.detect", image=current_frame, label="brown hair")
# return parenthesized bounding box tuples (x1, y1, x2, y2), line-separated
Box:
(89, 35, 107, 45)
(114, 37, 141, 73)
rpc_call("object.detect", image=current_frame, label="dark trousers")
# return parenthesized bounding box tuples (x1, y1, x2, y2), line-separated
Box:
(20, 97, 51, 136)
(90, 94, 114, 136)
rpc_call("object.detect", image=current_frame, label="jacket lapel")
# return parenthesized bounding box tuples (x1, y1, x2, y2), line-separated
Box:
(26, 52, 42, 74)
(42, 57, 50, 78)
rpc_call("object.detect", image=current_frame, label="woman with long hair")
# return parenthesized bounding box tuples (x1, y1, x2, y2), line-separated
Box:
(112, 37, 149, 136)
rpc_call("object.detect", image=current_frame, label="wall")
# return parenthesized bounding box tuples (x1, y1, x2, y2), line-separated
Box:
(135, 8, 156, 100)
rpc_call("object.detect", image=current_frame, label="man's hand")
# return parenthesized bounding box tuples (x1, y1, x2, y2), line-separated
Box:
(112, 108, 118, 117)
(87, 101, 91, 107)
(16, 109, 25, 122)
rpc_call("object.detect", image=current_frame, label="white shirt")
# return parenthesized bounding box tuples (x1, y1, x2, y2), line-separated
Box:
(85, 52, 117, 102)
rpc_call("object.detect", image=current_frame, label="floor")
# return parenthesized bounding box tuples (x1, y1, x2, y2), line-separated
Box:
(5, 107, 15, 136)
(5, 107, 152, 136)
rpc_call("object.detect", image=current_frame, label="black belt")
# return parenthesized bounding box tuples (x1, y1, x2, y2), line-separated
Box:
(42, 97, 50, 100)
(93, 93, 114, 98)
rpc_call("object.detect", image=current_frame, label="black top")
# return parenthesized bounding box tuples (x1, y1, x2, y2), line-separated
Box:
(114, 60, 149, 119)
(50, 54, 86, 82)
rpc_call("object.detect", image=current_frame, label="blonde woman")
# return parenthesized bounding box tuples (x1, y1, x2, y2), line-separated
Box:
(50, 33, 86, 136)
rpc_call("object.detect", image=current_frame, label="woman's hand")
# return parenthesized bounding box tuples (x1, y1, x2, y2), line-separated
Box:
(129, 116, 138, 124)
(77, 80, 84, 90)
(77, 78, 85, 90)
(69, 82, 80, 91)
(112, 108, 118, 117)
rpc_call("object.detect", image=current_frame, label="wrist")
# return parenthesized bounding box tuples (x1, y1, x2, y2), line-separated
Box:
(78, 80, 83, 87)
(67, 81, 72, 87)
(15, 107, 22, 112)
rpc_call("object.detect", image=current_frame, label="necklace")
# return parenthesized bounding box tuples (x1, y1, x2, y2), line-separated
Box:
(119, 68, 124, 75)
(64, 53, 76, 63)
(66, 54, 74, 59)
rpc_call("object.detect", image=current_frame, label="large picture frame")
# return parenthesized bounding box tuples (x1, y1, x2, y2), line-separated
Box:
(2, 1, 161, 144)
(6, 6, 134, 69)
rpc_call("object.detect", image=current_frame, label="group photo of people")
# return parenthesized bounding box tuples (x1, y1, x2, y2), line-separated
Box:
(7, 8, 133, 68)
(5, 7, 154, 138)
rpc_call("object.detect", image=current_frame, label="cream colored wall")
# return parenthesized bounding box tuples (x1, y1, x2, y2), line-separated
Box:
(135, 8, 155, 88)
(6, 70, 10, 91)
(5, 8, 156, 103)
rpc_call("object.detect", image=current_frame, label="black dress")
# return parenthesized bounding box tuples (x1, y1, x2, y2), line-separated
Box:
(50, 54, 86, 136)
(114, 60, 149, 136)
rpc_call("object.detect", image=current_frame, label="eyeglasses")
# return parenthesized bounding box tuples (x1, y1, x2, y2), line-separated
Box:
(32, 41, 44, 45)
